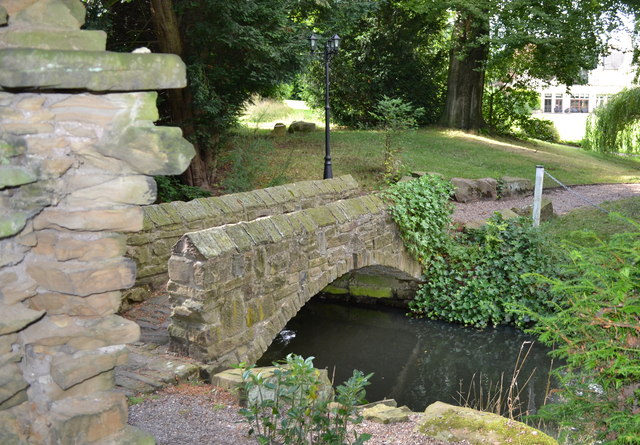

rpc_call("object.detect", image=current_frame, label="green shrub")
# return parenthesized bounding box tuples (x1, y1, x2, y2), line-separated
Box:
(154, 176, 211, 203)
(384, 176, 560, 328)
(370, 96, 425, 182)
(413, 215, 561, 328)
(516, 223, 640, 444)
(238, 354, 372, 445)
(520, 118, 560, 142)
(584, 88, 640, 154)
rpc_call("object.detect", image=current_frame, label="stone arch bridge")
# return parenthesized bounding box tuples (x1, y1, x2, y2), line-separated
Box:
(166, 181, 422, 372)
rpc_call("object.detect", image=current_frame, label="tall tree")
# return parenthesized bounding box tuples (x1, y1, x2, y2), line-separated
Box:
(86, 0, 309, 189)
(406, 0, 632, 131)
(303, 0, 449, 127)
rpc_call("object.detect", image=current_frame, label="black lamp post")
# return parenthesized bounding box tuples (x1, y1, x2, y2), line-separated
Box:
(309, 33, 341, 179)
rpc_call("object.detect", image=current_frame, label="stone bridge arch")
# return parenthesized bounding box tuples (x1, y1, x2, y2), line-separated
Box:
(167, 194, 421, 373)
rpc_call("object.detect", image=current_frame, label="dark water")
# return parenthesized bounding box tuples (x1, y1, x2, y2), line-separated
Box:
(257, 298, 556, 412)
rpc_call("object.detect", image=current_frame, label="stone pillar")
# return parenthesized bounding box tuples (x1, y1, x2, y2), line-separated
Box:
(0, 1, 195, 443)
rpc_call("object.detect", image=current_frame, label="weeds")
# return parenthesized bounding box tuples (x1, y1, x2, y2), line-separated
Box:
(237, 354, 372, 445)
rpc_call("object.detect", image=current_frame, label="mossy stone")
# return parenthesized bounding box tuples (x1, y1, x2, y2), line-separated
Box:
(0, 212, 28, 239)
(418, 402, 557, 445)
(0, 29, 106, 51)
(0, 48, 187, 91)
(0, 166, 37, 188)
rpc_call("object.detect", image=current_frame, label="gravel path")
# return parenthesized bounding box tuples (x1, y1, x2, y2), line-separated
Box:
(452, 183, 640, 223)
(128, 183, 639, 445)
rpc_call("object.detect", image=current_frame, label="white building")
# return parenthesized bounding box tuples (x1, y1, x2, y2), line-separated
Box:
(539, 49, 635, 115)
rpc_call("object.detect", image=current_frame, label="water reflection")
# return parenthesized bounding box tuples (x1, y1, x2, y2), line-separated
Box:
(257, 299, 557, 412)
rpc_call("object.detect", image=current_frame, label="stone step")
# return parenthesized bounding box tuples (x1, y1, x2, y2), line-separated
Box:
(114, 343, 202, 396)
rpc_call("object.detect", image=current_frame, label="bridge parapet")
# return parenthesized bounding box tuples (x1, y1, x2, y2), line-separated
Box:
(124, 175, 360, 306)
(167, 194, 421, 372)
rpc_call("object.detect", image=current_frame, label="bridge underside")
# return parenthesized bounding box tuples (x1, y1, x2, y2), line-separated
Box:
(166, 194, 421, 373)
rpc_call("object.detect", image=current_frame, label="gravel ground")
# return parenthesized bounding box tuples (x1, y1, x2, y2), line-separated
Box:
(128, 183, 639, 445)
(452, 183, 640, 223)
(128, 384, 470, 445)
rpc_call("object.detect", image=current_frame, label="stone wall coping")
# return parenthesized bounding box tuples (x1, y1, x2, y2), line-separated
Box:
(0, 48, 187, 91)
(142, 175, 360, 230)
(178, 194, 385, 260)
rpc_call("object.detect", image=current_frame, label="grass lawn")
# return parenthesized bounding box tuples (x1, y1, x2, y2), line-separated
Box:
(258, 126, 640, 191)
(543, 196, 640, 241)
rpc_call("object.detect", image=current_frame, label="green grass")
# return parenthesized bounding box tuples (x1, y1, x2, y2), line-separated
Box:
(543, 196, 640, 241)
(258, 126, 640, 191)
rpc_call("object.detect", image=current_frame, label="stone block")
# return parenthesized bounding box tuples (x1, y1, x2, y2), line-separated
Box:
(20, 314, 140, 348)
(272, 122, 286, 136)
(0, 48, 188, 91)
(50, 392, 128, 444)
(0, 362, 29, 409)
(34, 231, 126, 261)
(0, 165, 38, 188)
(64, 175, 156, 206)
(0, 211, 28, 238)
(0, 302, 44, 335)
(0, 29, 106, 51)
(501, 176, 533, 198)
(29, 291, 121, 317)
(33, 207, 144, 232)
(0, 5, 6, 25)
(0, 409, 28, 444)
(418, 401, 557, 445)
(51, 344, 127, 390)
(96, 126, 194, 176)
(451, 177, 497, 203)
(10, 0, 86, 29)
(0, 266, 37, 304)
(27, 258, 136, 296)
(362, 404, 410, 424)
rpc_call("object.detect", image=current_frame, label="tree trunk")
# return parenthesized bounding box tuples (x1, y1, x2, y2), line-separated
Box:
(149, 0, 212, 189)
(440, 13, 489, 131)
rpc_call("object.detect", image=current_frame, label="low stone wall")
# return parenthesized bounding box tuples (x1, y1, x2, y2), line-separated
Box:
(167, 194, 421, 373)
(124, 175, 360, 305)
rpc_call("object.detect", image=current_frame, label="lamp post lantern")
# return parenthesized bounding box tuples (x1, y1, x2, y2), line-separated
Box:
(309, 33, 340, 179)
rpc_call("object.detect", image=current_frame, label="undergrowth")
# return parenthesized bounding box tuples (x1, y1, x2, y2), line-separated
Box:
(384, 174, 560, 328)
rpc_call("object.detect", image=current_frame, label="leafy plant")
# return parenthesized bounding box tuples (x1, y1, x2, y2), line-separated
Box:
(382, 174, 454, 263)
(515, 222, 640, 444)
(154, 175, 212, 203)
(237, 354, 372, 445)
(385, 176, 560, 328)
(370, 96, 425, 182)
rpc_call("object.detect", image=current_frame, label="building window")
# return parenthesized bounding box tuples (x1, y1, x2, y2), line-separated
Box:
(569, 94, 589, 113)
(544, 93, 552, 113)
(596, 94, 609, 108)
(554, 94, 563, 113)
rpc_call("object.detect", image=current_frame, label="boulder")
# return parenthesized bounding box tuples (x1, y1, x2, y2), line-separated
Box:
(417, 401, 558, 445)
(511, 197, 555, 222)
(212, 366, 334, 406)
(501, 176, 533, 198)
(362, 403, 411, 424)
(287, 121, 316, 133)
(272, 123, 287, 137)
(451, 177, 498, 203)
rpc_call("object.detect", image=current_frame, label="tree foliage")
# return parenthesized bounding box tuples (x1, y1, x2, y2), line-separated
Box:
(302, 0, 449, 127)
(405, 0, 632, 130)
(518, 225, 640, 444)
(584, 87, 640, 154)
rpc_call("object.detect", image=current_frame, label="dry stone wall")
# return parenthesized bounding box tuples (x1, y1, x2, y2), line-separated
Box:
(125, 175, 361, 306)
(167, 194, 422, 374)
(0, 1, 194, 443)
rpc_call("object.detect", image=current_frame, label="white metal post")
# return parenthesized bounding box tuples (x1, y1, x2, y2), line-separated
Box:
(532, 165, 544, 227)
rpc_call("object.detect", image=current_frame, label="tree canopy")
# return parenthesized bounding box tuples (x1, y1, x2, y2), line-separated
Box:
(405, 0, 634, 130)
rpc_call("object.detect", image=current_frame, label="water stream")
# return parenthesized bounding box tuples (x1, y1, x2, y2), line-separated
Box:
(257, 298, 557, 413)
